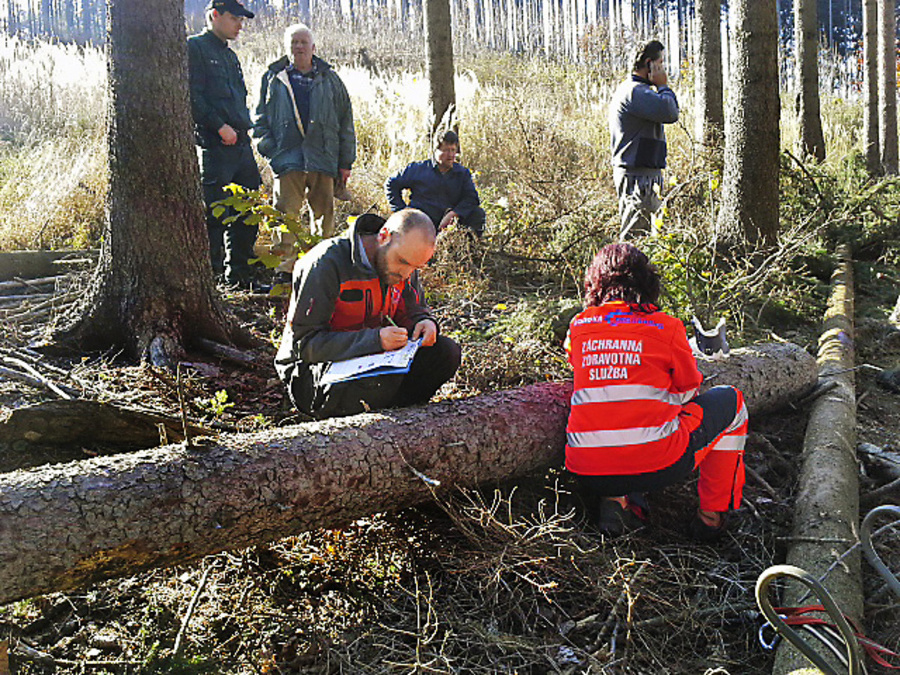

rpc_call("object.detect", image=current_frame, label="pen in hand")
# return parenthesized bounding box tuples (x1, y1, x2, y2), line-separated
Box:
(380, 315, 408, 351)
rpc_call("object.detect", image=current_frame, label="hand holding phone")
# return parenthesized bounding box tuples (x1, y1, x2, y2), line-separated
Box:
(649, 59, 668, 88)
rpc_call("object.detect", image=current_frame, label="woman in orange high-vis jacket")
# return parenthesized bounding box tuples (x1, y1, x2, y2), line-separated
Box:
(565, 243, 748, 539)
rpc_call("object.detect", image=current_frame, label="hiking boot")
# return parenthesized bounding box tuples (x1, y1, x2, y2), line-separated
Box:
(688, 510, 728, 542)
(596, 497, 647, 537)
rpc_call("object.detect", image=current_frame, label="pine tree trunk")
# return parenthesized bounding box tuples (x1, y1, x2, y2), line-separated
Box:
(694, 0, 724, 151)
(794, 0, 826, 162)
(878, 0, 898, 174)
(424, 0, 456, 132)
(0, 342, 817, 605)
(52, 0, 241, 365)
(716, 0, 780, 246)
(864, 0, 881, 175)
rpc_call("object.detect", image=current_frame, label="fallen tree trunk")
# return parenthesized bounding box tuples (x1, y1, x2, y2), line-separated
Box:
(0, 342, 816, 605)
(0, 250, 98, 282)
(774, 246, 862, 675)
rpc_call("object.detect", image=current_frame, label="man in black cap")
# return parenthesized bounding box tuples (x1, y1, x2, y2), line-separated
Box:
(188, 0, 264, 290)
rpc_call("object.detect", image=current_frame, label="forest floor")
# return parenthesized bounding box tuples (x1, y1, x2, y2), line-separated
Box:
(0, 231, 898, 674)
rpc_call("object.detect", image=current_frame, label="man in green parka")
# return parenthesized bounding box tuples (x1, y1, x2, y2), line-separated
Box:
(253, 23, 357, 274)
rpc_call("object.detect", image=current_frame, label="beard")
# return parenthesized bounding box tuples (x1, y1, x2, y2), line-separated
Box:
(374, 245, 402, 286)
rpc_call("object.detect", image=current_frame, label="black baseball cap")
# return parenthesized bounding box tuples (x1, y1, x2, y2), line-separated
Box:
(208, 0, 255, 18)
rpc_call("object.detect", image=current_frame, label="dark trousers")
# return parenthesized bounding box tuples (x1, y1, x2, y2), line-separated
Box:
(577, 386, 744, 507)
(289, 335, 462, 420)
(199, 143, 262, 285)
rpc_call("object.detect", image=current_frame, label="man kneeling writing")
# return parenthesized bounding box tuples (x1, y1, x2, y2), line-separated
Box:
(275, 209, 461, 419)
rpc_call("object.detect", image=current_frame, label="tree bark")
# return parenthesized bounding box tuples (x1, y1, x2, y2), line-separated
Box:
(878, 0, 898, 174)
(52, 0, 242, 366)
(794, 0, 825, 162)
(694, 0, 724, 153)
(715, 0, 780, 246)
(424, 0, 456, 134)
(0, 342, 817, 605)
(864, 0, 880, 175)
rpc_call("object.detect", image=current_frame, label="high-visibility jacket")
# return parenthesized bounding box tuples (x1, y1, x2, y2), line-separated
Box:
(565, 301, 703, 476)
(274, 218, 434, 385)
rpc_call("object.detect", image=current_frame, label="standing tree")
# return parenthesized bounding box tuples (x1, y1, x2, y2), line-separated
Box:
(54, 0, 244, 366)
(716, 0, 780, 245)
(694, 0, 724, 154)
(864, 0, 880, 175)
(424, 0, 456, 134)
(878, 0, 898, 174)
(794, 0, 825, 161)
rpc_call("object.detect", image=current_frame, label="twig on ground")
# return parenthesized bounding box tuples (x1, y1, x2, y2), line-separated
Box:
(195, 337, 260, 368)
(745, 465, 779, 499)
(173, 563, 214, 659)
(0, 356, 77, 399)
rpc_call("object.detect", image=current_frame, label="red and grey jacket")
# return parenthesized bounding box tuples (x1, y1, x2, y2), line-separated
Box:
(274, 218, 434, 381)
(565, 301, 703, 476)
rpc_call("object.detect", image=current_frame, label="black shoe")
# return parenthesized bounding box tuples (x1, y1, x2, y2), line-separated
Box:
(688, 510, 728, 542)
(596, 497, 647, 537)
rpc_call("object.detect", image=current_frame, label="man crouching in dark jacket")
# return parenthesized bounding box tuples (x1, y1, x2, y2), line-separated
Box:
(275, 209, 461, 419)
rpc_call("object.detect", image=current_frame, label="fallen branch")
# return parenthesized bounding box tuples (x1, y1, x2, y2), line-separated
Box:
(0, 356, 76, 399)
(194, 337, 261, 368)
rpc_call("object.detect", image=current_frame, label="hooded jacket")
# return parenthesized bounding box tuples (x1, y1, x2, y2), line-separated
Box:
(252, 55, 356, 178)
(275, 217, 435, 385)
(608, 75, 679, 171)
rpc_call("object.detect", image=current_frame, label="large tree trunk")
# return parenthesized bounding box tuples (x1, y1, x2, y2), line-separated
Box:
(716, 0, 780, 246)
(53, 0, 242, 366)
(694, 0, 724, 153)
(0, 342, 817, 605)
(878, 0, 898, 174)
(864, 0, 881, 175)
(794, 0, 825, 162)
(424, 0, 456, 133)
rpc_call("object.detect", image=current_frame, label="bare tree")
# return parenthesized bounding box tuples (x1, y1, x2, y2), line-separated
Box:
(716, 0, 780, 245)
(54, 0, 244, 365)
(864, 0, 880, 175)
(878, 0, 897, 174)
(694, 0, 724, 153)
(424, 0, 456, 133)
(795, 0, 825, 161)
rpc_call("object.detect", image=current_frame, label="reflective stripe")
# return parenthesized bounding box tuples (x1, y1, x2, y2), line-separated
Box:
(571, 384, 698, 407)
(567, 416, 681, 448)
(710, 435, 746, 451)
(724, 404, 749, 433)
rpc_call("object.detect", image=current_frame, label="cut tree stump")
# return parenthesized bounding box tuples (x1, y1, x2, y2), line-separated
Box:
(0, 342, 816, 605)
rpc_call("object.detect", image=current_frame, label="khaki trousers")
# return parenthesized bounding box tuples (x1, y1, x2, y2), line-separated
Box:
(272, 171, 335, 272)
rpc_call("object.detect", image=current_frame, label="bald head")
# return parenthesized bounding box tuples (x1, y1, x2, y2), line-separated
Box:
(374, 209, 436, 286)
(382, 208, 437, 245)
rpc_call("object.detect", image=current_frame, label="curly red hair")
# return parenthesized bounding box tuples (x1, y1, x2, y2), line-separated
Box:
(584, 243, 660, 307)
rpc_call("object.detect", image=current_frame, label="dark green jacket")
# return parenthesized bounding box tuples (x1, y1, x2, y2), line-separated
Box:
(187, 29, 253, 148)
(252, 55, 356, 177)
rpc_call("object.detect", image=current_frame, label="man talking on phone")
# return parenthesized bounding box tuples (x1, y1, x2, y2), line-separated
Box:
(608, 40, 679, 240)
